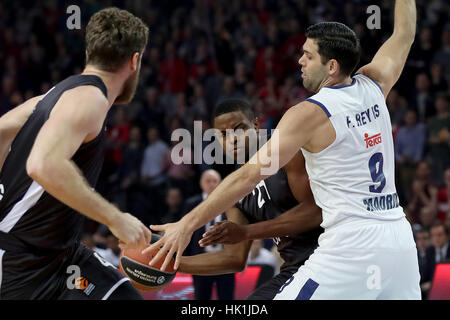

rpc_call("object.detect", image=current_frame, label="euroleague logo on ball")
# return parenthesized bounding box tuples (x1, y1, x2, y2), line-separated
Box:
(157, 276, 165, 285)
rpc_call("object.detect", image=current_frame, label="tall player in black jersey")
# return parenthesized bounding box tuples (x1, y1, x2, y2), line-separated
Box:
(0, 8, 152, 299)
(177, 99, 323, 299)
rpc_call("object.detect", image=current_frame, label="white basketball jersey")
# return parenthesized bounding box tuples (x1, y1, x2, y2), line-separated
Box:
(301, 74, 404, 230)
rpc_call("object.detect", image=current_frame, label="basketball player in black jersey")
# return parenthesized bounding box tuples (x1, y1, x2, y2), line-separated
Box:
(0, 8, 152, 299)
(177, 99, 323, 299)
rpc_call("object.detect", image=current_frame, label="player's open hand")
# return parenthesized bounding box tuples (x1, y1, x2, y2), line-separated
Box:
(142, 220, 193, 271)
(110, 212, 152, 250)
(199, 220, 247, 246)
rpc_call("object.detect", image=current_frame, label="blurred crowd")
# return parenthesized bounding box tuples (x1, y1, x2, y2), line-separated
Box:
(0, 0, 449, 299)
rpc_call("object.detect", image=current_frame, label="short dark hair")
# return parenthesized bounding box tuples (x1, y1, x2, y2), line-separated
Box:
(306, 22, 361, 76)
(212, 99, 255, 121)
(430, 222, 449, 235)
(85, 7, 149, 72)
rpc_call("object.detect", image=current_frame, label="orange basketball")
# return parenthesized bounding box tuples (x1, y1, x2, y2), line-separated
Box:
(119, 234, 176, 292)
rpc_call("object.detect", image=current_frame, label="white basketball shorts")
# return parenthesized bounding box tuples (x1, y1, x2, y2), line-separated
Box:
(274, 217, 421, 300)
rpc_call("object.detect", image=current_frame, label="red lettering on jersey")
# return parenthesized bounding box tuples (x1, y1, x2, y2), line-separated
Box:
(364, 133, 382, 148)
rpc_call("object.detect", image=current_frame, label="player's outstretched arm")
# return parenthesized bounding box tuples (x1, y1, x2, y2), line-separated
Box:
(200, 151, 322, 246)
(200, 201, 321, 246)
(146, 100, 327, 271)
(178, 207, 252, 275)
(0, 95, 42, 171)
(357, 0, 416, 98)
(26, 86, 151, 249)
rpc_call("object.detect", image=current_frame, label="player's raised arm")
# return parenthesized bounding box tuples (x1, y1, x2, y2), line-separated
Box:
(0, 95, 42, 171)
(357, 0, 416, 99)
(26, 86, 151, 249)
(146, 100, 328, 271)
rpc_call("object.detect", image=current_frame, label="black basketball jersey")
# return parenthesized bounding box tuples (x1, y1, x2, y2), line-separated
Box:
(0, 75, 107, 254)
(235, 167, 323, 270)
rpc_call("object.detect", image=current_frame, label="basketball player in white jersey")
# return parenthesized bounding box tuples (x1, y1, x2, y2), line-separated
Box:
(147, 0, 420, 299)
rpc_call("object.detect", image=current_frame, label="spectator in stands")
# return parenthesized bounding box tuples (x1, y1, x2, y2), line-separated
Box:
(432, 25, 450, 82)
(110, 126, 145, 211)
(135, 87, 165, 133)
(159, 41, 188, 95)
(104, 108, 130, 179)
(141, 126, 169, 215)
(430, 63, 448, 94)
(422, 222, 450, 296)
(445, 207, 450, 232)
(162, 137, 195, 196)
(189, 83, 209, 123)
(183, 170, 235, 300)
(395, 109, 426, 202)
(409, 25, 435, 74)
(141, 126, 169, 186)
(415, 228, 430, 299)
(419, 206, 438, 230)
(386, 89, 408, 134)
(160, 187, 184, 225)
(437, 168, 450, 221)
(407, 161, 438, 225)
(428, 93, 450, 185)
(216, 76, 244, 104)
(411, 73, 435, 123)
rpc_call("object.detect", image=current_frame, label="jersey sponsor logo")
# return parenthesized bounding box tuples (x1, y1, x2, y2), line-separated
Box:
(364, 133, 382, 148)
(363, 192, 400, 212)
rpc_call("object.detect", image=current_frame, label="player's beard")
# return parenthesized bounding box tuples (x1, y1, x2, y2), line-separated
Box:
(303, 66, 328, 93)
(115, 68, 140, 105)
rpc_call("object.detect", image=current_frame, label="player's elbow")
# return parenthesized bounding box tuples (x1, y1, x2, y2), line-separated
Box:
(235, 263, 247, 273)
(26, 157, 44, 180)
(225, 249, 248, 273)
(236, 250, 250, 273)
(26, 155, 53, 182)
(230, 259, 247, 273)
(0, 122, 12, 142)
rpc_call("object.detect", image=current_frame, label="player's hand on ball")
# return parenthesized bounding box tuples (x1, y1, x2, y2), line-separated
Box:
(142, 219, 193, 272)
(199, 221, 247, 246)
(110, 212, 152, 250)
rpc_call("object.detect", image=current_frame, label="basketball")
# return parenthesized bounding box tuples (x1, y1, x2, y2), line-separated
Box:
(119, 234, 176, 292)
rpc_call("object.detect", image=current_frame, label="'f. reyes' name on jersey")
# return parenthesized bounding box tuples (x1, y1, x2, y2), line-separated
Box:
(301, 74, 404, 230)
